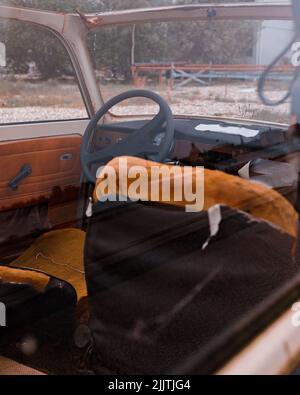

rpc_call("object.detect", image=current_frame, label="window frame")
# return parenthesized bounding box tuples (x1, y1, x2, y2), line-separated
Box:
(0, 6, 104, 126)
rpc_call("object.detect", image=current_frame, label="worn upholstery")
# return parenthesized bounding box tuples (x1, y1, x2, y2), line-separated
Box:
(85, 156, 300, 374)
(0, 266, 50, 292)
(94, 156, 298, 239)
(0, 266, 77, 331)
(10, 229, 87, 300)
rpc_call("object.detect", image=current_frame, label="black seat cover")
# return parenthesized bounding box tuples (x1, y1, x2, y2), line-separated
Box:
(0, 269, 77, 334)
(84, 201, 299, 374)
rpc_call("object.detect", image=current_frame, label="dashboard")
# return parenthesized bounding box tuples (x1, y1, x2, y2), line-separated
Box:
(93, 117, 291, 175)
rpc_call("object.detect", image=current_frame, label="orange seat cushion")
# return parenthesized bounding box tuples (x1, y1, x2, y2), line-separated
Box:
(10, 229, 86, 300)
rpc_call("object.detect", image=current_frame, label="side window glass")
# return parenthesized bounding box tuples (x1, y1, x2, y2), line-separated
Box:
(0, 20, 88, 124)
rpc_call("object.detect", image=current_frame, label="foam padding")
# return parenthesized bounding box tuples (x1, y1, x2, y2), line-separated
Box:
(95, 156, 298, 239)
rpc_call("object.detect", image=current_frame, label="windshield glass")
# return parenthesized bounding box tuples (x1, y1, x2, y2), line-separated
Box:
(88, 18, 294, 123)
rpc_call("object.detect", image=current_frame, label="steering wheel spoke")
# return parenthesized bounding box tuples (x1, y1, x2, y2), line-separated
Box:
(139, 141, 161, 156)
(81, 90, 174, 183)
(137, 111, 166, 137)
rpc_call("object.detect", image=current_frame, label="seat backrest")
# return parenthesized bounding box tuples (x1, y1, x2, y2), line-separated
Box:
(84, 157, 299, 374)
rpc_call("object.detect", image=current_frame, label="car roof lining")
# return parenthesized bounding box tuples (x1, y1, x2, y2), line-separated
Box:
(79, 3, 292, 30)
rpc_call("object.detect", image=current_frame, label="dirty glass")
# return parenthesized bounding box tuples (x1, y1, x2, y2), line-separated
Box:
(0, 20, 88, 124)
(1, 2, 300, 376)
(0, 0, 255, 13)
(88, 19, 294, 123)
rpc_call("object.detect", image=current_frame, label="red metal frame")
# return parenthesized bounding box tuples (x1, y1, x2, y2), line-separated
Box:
(131, 63, 294, 88)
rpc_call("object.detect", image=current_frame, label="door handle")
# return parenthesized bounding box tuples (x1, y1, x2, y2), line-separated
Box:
(8, 164, 32, 191)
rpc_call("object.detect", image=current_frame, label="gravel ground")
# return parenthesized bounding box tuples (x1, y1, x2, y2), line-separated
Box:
(0, 107, 88, 123)
(113, 100, 290, 119)
(110, 83, 291, 122)
(0, 101, 290, 124)
(0, 83, 291, 124)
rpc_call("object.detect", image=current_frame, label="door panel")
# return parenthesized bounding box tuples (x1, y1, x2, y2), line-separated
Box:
(0, 134, 83, 262)
(0, 17, 88, 263)
(0, 135, 81, 211)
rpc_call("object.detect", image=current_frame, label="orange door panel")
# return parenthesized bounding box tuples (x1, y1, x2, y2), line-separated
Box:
(0, 135, 82, 212)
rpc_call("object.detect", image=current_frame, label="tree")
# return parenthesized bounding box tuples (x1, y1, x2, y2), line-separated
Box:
(0, 0, 256, 79)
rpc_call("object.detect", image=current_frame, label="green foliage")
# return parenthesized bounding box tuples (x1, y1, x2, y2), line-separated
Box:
(0, 0, 256, 79)
(1, 19, 74, 79)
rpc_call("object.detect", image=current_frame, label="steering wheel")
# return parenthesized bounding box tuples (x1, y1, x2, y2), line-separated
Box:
(80, 90, 175, 183)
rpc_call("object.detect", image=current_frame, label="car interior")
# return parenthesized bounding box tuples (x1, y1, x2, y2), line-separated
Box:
(1, 1, 300, 375)
(0, 87, 300, 375)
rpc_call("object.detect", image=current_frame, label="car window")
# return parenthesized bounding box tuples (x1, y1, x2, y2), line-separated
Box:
(88, 19, 294, 124)
(0, 20, 88, 124)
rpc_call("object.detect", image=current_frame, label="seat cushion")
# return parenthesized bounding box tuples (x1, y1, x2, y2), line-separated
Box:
(10, 229, 86, 300)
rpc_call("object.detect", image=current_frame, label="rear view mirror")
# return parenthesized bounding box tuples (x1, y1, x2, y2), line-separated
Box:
(0, 42, 6, 67)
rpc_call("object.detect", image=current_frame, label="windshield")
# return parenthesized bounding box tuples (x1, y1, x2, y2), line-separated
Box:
(88, 18, 294, 123)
